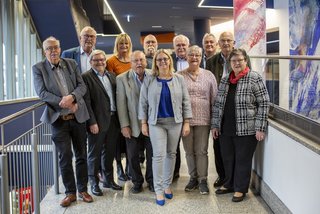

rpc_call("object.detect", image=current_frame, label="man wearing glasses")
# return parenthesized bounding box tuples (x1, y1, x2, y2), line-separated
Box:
(62, 26, 97, 73)
(82, 50, 122, 196)
(206, 31, 251, 189)
(33, 36, 93, 207)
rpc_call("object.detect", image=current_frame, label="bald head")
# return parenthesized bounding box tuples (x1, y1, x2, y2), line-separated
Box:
(218, 32, 235, 57)
(143, 34, 158, 57)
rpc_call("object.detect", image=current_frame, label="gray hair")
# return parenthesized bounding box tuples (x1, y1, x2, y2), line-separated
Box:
(80, 26, 97, 36)
(173, 34, 190, 46)
(202, 33, 216, 45)
(42, 36, 60, 50)
(89, 49, 106, 61)
(187, 45, 202, 57)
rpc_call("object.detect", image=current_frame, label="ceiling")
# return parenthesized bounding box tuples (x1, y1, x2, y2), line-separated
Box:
(98, 0, 234, 51)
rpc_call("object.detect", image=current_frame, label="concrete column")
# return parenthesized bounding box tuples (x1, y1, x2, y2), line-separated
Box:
(194, 19, 211, 46)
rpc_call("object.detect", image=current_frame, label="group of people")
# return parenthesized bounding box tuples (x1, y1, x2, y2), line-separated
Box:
(33, 25, 269, 207)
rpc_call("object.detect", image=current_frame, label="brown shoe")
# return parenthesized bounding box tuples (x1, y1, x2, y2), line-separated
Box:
(60, 194, 76, 207)
(78, 191, 93, 203)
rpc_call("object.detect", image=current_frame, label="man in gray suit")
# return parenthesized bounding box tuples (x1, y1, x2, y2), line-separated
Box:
(61, 26, 97, 73)
(116, 50, 153, 193)
(32, 36, 93, 207)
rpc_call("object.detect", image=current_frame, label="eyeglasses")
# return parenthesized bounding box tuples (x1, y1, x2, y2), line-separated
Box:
(220, 39, 234, 43)
(91, 58, 106, 62)
(188, 54, 201, 58)
(82, 34, 96, 39)
(156, 58, 169, 62)
(45, 46, 60, 51)
(230, 59, 245, 64)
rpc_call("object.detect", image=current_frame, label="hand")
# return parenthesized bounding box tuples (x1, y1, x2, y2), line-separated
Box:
(211, 128, 219, 139)
(90, 124, 99, 134)
(69, 103, 78, 113)
(182, 123, 190, 137)
(59, 95, 74, 108)
(121, 127, 132, 139)
(141, 123, 149, 137)
(256, 131, 265, 141)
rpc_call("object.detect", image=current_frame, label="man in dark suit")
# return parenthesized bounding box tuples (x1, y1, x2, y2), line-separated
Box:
(32, 36, 93, 207)
(61, 26, 97, 73)
(116, 50, 154, 194)
(206, 31, 251, 188)
(170, 34, 190, 180)
(82, 49, 122, 195)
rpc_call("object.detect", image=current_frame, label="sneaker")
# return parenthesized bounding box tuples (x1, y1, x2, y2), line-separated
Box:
(199, 180, 209, 195)
(185, 179, 199, 191)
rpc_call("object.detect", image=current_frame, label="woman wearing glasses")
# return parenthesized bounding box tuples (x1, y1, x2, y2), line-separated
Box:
(212, 49, 269, 202)
(177, 45, 218, 195)
(139, 49, 192, 206)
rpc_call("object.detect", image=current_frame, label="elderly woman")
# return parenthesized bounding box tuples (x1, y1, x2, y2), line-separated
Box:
(177, 45, 217, 195)
(106, 33, 133, 181)
(139, 49, 192, 206)
(212, 48, 269, 202)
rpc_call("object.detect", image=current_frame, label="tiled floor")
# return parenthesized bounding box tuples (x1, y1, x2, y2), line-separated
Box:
(40, 138, 273, 214)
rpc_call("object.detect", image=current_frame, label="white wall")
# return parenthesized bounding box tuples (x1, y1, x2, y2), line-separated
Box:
(254, 124, 320, 214)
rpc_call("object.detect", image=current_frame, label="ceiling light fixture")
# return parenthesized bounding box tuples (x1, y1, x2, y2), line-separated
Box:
(198, 0, 233, 9)
(127, 15, 130, 22)
(152, 26, 162, 28)
(103, 0, 125, 33)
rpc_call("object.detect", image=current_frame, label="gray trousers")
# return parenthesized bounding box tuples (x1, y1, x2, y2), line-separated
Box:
(182, 125, 210, 181)
(149, 118, 182, 195)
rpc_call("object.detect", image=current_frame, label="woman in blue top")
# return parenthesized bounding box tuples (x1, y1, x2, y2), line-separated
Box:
(139, 49, 192, 206)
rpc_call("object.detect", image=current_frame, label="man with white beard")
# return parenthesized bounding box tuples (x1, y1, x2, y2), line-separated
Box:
(143, 34, 158, 69)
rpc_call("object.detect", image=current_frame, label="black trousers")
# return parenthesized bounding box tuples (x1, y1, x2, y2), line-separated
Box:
(219, 135, 257, 193)
(101, 115, 120, 181)
(213, 137, 225, 179)
(126, 133, 153, 186)
(173, 139, 181, 176)
(51, 118, 87, 194)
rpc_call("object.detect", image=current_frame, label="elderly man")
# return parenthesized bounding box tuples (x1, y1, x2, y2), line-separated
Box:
(143, 34, 158, 69)
(62, 26, 97, 73)
(206, 31, 251, 188)
(200, 33, 218, 68)
(171, 34, 190, 71)
(116, 50, 154, 193)
(33, 36, 93, 207)
(82, 50, 122, 194)
(170, 34, 190, 180)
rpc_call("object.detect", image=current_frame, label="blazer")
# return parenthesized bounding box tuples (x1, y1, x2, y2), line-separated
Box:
(82, 68, 117, 132)
(206, 52, 252, 84)
(116, 69, 151, 137)
(138, 73, 192, 125)
(211, 70, 270, 136)
(32, 58, 89, 124)
(61, 46, 82, 72)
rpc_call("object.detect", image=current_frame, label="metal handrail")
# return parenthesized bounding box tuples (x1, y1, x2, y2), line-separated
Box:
(251, 55, 320, 60)
(0, 101, 45, 126)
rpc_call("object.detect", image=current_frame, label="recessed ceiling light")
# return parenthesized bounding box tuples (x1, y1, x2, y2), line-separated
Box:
(152, 26, 162, 28)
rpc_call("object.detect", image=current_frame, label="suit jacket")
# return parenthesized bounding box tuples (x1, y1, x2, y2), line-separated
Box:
(171, 53, 178, 71)
(82, 68, 117, 132)
(32, 58, 89, 124)
(116, 69, 151, 138)
(206, 52, 251, 84)
(61, 46, 82, 72)
(138, 73, 192, 125)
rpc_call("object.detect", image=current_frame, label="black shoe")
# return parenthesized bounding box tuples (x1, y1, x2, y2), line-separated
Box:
(91, 185, 103, 196)
(199, 180, 209, 195)
(213, 177, 225, 188)
(173, 172, 180, 181)
(117, 163, 128, 181)
(215, 187, 233, 195)
(130, 185, 143, 194)
(103, 180, 123, 190)
(147, 182, 155, 192)
(232, 193, 246, 202)
(184, 179, 199, 192)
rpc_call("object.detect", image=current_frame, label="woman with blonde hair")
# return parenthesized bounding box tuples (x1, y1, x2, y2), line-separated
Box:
(139, 49, 192, 206)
